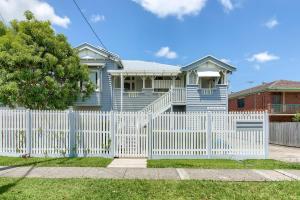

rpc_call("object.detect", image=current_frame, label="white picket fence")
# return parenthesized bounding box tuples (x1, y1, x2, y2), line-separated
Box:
(151, 112, 268, 159)
(0, 109, 111, 157)
(0, 109, 269, 159)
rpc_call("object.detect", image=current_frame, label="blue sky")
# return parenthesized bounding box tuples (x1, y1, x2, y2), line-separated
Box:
(1, 0, 300, 92)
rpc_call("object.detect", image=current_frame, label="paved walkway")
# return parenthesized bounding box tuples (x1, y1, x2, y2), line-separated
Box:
(269, 144, 300, 163)
(108, 158, 147, 168)
(1, 166, 300, 181)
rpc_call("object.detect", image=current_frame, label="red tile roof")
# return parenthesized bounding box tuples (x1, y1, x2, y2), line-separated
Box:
(229, 80, 300, 99)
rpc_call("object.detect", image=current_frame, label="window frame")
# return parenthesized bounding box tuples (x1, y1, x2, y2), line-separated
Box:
(237, 98, 245, 109)
(124, 76, 136, 92)
(89, 69, 101, 92)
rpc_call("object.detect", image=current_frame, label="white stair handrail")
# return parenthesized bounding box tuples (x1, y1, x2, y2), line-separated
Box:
(142, 89, 172, 113)
(141, 88, 186, 114)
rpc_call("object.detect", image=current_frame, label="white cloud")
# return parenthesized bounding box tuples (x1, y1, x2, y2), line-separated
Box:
(155, 47, 177, 59)
(219, 0, 234, 12)
(265, 18, 279, 29)
(247, 51, 279, 63)
(90, 14, 105, 23)
(220, 58, 231, 63)
(219, 0, 244, 13)
(132, 0, 207, 20)
(0, 0, 70, 28)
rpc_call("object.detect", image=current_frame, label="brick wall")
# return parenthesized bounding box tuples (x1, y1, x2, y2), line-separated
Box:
(229, 91, 272, 111)
(285, 92, 300, 104)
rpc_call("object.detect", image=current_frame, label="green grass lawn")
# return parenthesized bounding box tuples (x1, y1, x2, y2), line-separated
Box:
(0, 156, 112, 167)
(0, 178, 299, 200)
(148, 159, 300, 169)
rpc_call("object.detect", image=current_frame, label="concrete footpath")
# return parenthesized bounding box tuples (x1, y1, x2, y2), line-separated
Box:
(1, 166, 300, 181)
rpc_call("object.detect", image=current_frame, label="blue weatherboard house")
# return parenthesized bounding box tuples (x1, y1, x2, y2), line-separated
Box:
(75, 43, 236, 113)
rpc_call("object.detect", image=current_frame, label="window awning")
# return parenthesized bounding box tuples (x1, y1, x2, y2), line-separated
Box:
(197, 71, 220, 77)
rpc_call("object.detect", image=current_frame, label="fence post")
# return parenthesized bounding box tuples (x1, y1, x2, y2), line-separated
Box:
(148, 113, 153, 159)
(69, 108, 76, 157)
(264, 111, 269, 159)
(207, 111, 212, 158)
(110, 111, 115, 158)
(26, 109, 32, 156)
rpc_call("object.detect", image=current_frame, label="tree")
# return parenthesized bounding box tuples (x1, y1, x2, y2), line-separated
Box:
(0, 11, 94, 110)
(293, 113, 300, 122)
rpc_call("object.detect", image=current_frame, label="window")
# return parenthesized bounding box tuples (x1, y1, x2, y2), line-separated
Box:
(114, 76, 121, 88)
(89, 70, 101, 91)
(79, 68, 101, 92)
(124, 77, 135, 91)
(237, 98, 245, 108)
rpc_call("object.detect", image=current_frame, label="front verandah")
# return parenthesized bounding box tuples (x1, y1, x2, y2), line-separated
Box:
(112, 74, 186, 111)
(269, 91, 300, 114)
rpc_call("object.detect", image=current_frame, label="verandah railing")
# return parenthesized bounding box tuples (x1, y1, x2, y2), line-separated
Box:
(269, 104, 300, 114)
(153, 80, 185, 89)
(0, 109, 269, 159)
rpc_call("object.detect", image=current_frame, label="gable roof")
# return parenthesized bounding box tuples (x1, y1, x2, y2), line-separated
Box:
(75, 43, 122, 65)
(181, 55, 236, 72)
(229, 80, 300, 99)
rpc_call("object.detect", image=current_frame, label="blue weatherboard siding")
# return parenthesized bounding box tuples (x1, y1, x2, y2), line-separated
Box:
(101, 61, 119, 111)
(186, 85, 228, 112)
(113, 89, 163, 111)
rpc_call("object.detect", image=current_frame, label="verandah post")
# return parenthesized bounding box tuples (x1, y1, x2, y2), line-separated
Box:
(26, 109, 32, 156)
(207, 111, 212, 158)
(69, 108, 76, 157)
(264, 111, 269, 159)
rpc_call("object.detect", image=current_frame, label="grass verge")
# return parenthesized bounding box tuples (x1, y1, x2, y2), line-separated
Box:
(0, 178, 299, 199)
(0, 156, 112, 167)
(147, 159, 300, 169)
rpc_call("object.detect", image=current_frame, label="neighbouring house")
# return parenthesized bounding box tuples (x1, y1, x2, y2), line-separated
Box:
(229, 80, 300, 121)
(74, 43, 236, 113)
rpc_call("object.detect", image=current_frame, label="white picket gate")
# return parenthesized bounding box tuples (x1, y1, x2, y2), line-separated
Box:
(0, 109, 269, 159)
(113, 112, 149, 157)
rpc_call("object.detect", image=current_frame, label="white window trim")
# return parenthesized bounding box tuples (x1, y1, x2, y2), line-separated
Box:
(90, 69, 101, 92)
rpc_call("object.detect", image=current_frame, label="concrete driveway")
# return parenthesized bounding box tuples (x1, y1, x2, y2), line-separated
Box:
(269, 144, 300, 162)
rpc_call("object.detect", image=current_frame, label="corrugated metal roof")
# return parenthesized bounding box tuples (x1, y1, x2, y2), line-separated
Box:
(229, 80, 300, 99)
(108, 60, 181, 74)
(122, 60, 180, 71)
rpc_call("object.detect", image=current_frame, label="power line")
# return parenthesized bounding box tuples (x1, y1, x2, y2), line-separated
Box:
(72, 0, 107, 50)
